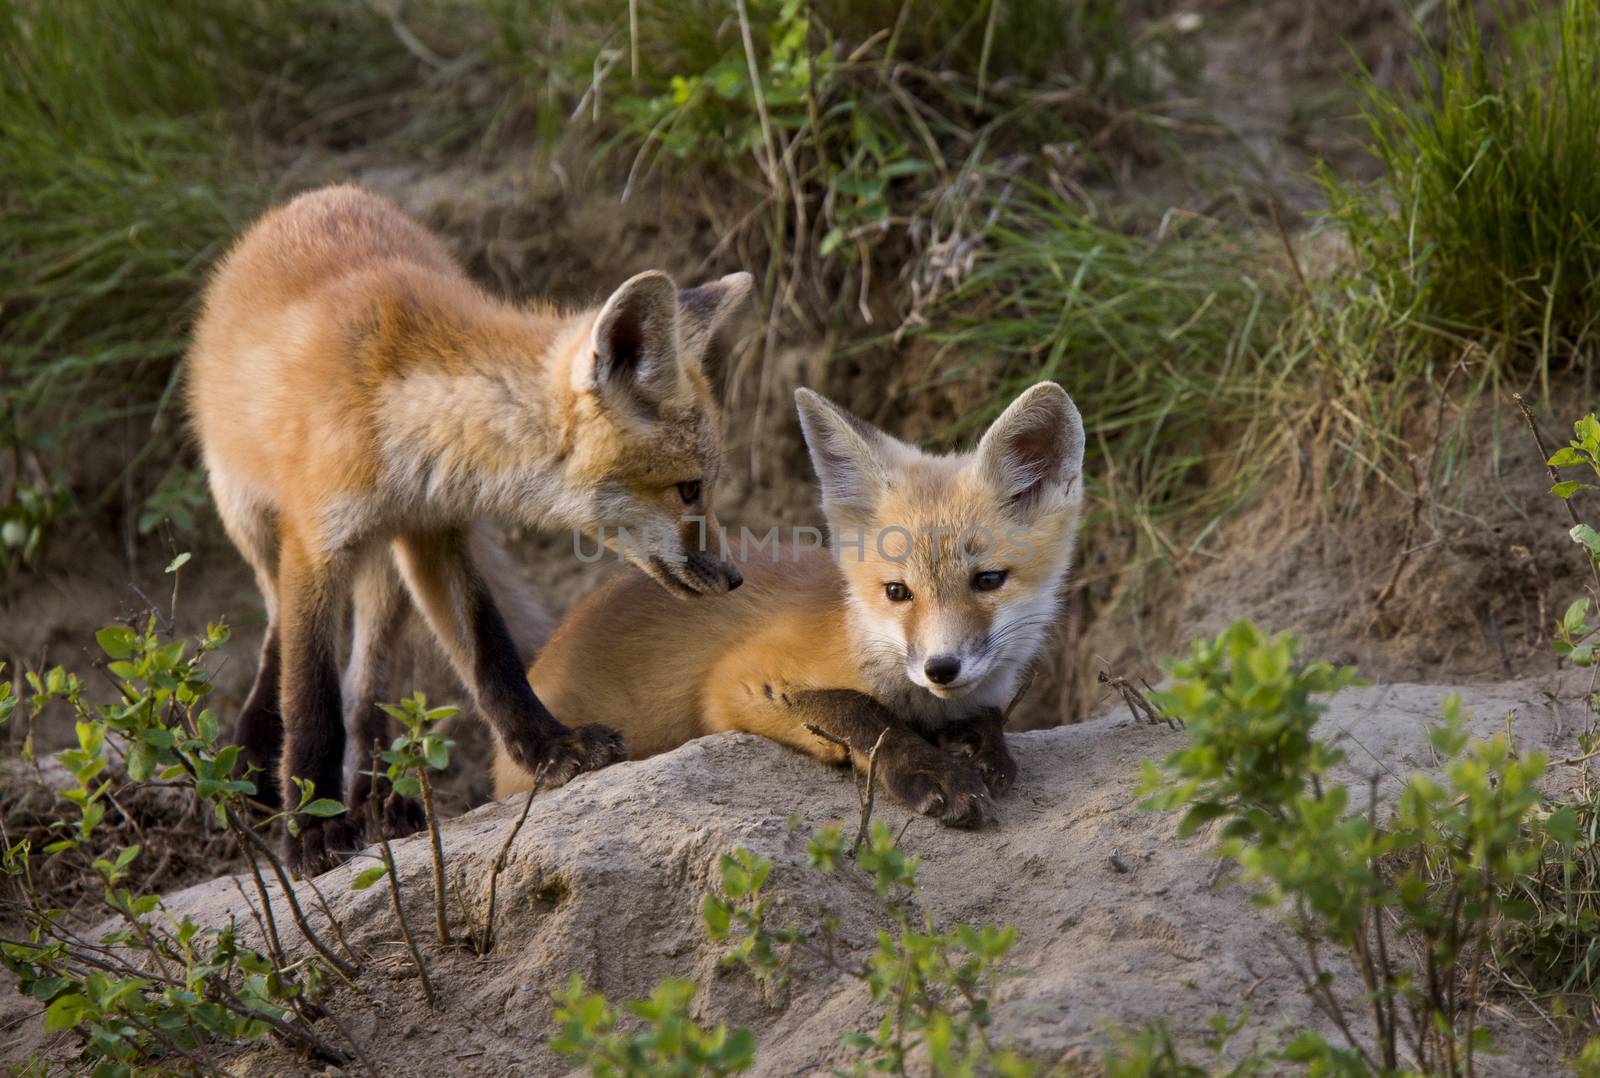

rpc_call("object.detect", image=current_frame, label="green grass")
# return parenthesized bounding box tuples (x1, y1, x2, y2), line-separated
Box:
(1323, 0, 1600, 379)
(0, 1, 475, 500)
(911, 188, 1290, 565)
(0, 1, 264, 454)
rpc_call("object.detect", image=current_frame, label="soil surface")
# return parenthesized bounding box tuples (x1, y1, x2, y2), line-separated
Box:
(6, 675, 1591, 1074)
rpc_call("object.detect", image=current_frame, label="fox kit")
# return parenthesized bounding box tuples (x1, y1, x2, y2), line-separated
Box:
(187, 184, 750, 874)
(495, 383, 1085, 825)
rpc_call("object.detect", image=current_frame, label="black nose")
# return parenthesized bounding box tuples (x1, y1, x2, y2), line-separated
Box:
(924, 655, 961, 685)
(725, 566, 743, 591)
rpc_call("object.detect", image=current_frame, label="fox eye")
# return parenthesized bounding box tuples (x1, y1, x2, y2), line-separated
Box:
(676, 480, 702, 505)
(972, 570, 1008, 592)
(884, 582, 913, 603)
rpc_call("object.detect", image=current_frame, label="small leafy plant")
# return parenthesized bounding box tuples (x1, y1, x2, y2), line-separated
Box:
(551, 975, 757, 1077)
(1142, 620, 1579, 1077)
(379, 691, 459, 947)
(1, 571, 364, 1072)
(1546, 413, 1600, 665)
(705, 821, 1033, 1077)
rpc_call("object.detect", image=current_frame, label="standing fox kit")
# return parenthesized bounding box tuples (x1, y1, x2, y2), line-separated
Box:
(496, 383, 1085, 825)
(188, 185, 750, 874)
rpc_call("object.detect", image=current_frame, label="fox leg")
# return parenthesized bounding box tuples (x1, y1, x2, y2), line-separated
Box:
(393, 527, 626, 786)
(206, 467, 286, 806)
(276, 534, 364, 877)
(235, 606, 284, 807)
(930, 708, 1018, 796)
(340, 552, 425, 836)
(711, 684, 992, 828)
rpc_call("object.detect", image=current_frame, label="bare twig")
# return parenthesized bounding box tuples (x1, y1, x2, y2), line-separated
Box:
(302, 871, 359, 968)
(416, 767, 450, 947)
(804, 724, 890, 855)
(372, 799, 436, 1009)
(854, 730, 889, 855)
(474, 765, 548, 954)
(367, 752, 435, 1008)
(225, 808, 358, 980)
(1097, 669, 1178, 729)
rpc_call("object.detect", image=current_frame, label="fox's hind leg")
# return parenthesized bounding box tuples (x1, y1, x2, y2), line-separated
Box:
(341, 550, 425, 836)
(206, 466, 286, 807)
(393, 527, 626, 786)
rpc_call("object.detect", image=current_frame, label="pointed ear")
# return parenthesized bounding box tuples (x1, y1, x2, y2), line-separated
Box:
(795, 388, 897, 519)
(677, 271, 753, 368)
(575, 271, 681, 406)
(975, 382, 1084, 512)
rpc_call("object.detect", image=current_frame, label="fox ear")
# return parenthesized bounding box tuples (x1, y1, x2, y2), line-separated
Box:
(975, 382, 1084, 512)
(677, 271, 754, 369)
(795, 388, 898, 519)
(579, 271, 681, 405)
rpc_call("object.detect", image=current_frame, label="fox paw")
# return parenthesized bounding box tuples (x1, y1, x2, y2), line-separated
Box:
(880, 744, 993, 828)
(944, 739, 1018, 797)
(347, 772, 426, 838)
(504, 723, 627, 785)
(936, 717, 1017, 798)
(285, 814, 366, 879)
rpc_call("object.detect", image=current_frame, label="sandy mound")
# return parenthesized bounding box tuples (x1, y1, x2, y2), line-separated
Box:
(8, 676, 1587, 1075)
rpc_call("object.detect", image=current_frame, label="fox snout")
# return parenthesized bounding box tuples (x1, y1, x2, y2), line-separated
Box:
(646, 549, 742, 597)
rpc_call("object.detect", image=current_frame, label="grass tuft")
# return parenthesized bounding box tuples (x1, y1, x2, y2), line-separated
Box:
(1322, 0, 1600, 376)
(913, 187, 1289, 564)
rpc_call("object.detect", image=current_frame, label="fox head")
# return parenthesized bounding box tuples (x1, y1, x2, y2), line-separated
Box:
(795, 383, 1085, 707)
(562, 270, 752, 597)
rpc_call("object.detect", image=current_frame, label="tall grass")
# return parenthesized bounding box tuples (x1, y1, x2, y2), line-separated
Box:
(0, 1, 267, 455)
(0, 1, 466, 498)
(1323, 0, 1600, 379)
(915, 189, 1290, 563)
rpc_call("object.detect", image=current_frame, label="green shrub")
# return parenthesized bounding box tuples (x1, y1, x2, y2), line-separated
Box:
(1323, 0, 1600, 372)
(705, 821, 1034, 1077)
(1141, 620, 1579, 1076)
(1, 566, 364, 1072)
(551, 976, 757, 1077)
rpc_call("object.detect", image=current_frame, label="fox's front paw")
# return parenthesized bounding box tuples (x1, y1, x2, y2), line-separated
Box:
(879, 738, 992, 828)
(347, 772, 426, 838)
(941, 736, 1018, 797)
(505, 723, 627, 785)
(936, 715, 1018, 798)
(285, 814, 365, 879)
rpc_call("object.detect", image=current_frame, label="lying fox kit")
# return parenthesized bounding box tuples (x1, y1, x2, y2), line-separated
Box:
(187, 184, 750, 875)
(495, 382, 1085, 825)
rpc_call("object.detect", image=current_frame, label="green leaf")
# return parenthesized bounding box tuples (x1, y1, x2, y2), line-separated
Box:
(1551, 480, 1590, 499)
(1565, 597, 1591, 635)
(301, 799, 346, 818)
(351, 865, 388, 890)
(165, 551, 192, 574)
(1548, 447, 1586, 467)
(1572, 523, 1600, 554)
(1578, 414, 1600, 455)
(94, 626, 137, 660)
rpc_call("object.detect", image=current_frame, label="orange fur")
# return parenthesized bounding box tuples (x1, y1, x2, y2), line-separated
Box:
(188, 184, 751, 873)
(494, 383, 1086, 800)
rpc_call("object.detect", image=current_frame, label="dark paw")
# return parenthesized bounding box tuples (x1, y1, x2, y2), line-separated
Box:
(284, 814, 365, 879)
(347, 773, 427, 839)
(505, 723, 626, 785)
(881, 748, 993, 828)
(936, 720, 1017, 798)
(971, 745, 1019, 797)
